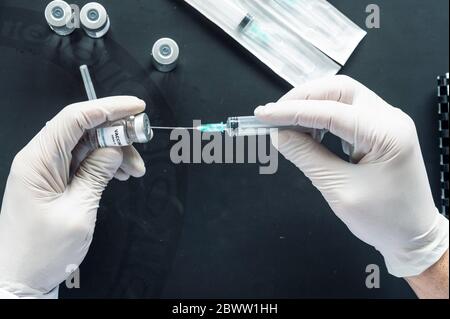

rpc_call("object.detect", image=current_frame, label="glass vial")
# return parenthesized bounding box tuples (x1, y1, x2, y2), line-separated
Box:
(80, 2, 110, 39)
(151, 38, 180, 72)
(86, 113, 153, 148)
(45, 0, 75, 36)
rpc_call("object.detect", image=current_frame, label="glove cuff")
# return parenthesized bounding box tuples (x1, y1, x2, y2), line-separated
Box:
(0, 287, 19, 299)
(384, 212, 449, 277)
(0, 281, 59, 299)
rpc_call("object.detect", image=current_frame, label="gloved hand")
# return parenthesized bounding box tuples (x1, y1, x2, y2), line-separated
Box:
(255, 75, 449, 277)
(0, 96, 147, 298)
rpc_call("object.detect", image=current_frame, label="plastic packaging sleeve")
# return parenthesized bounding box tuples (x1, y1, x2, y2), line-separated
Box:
(240, 0, 366, 65)
(184, 0, 341, 87)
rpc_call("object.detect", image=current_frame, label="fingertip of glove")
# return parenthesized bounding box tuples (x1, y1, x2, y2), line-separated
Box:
(132, 153, 147, 178)
(254, 103, 275, 118)
(254, 106, 264, 117)
(134, 163, 147, 178)
(99, 96, 146, 112)
(115, 174, 130, 182)
(134, 97, 146, 108)
(121, 96, 146, 111)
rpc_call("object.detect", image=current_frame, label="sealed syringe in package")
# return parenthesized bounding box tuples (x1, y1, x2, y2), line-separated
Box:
(184, 0, 340, 87)
(239, 0, 367, 65)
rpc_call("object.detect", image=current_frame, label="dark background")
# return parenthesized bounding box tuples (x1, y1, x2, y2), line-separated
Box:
(0, 0, 448, 298)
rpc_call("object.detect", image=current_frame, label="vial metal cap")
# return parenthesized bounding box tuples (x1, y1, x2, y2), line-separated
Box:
(45, 0, 72, 28)
(152, 38, 179, 72)
(134, 113, 153, 143)
(80, 2, 108, 30)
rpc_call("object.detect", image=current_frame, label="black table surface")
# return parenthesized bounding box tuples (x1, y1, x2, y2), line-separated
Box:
(0, 0, 448, 298)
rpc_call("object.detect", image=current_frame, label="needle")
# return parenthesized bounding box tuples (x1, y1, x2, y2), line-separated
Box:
(151, 126, 196, 130)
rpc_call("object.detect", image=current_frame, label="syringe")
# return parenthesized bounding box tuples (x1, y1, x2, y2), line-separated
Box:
(153, 116, 360, 161)
(196, 116, 324, 140)
(196, 116, 358, 161)
(152, 116, 323, 139)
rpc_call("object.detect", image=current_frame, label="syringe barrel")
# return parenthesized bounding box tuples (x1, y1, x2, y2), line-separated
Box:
(225, 116, 315, 137)
(226, 116, 273, 136)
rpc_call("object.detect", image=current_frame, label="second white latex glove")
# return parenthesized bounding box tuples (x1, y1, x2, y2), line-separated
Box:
(0, 96, 147, 297)
(255, 75, 449, 277)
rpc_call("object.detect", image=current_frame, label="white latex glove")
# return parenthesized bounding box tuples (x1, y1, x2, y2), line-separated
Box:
(255, 75, 449, 277)
(0, 96, 147, 298)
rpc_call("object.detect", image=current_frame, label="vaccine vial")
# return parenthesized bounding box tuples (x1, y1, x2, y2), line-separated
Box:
(45, 0, 75, 36)
(86, 113, 153, 148)
(80, 2, 110, 39)
(151, 38, 180, 72)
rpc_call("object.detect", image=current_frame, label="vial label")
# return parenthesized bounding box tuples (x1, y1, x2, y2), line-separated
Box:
(96, 126, 129, 147)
